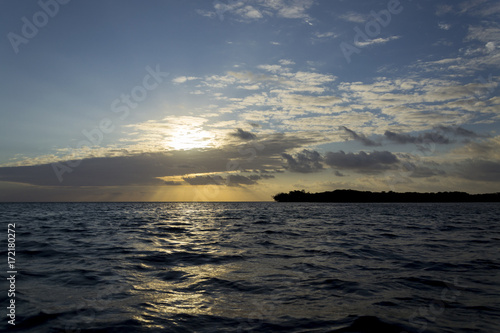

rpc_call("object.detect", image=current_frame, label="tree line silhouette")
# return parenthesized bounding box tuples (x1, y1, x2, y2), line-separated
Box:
(273, 189, 500, 202)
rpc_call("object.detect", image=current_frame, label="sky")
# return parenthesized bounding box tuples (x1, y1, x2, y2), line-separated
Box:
(0, 0, 499, 202)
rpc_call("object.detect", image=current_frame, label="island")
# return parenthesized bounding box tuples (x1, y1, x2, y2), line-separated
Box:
(273, 189, 500, 202)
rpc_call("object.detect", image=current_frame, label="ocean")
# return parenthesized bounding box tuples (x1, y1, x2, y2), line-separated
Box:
(1, 202, 499, 333)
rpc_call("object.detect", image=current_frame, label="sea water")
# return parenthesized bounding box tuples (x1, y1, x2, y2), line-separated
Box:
(1, 202, 499, 332)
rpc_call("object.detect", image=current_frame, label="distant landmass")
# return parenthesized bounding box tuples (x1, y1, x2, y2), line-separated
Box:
(273, 189, 500, 202)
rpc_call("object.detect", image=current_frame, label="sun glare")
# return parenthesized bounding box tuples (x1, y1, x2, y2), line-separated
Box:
(163, 125, 215, 151)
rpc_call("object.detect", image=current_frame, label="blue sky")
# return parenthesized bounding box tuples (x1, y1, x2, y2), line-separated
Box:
(0, 0, 499, 201)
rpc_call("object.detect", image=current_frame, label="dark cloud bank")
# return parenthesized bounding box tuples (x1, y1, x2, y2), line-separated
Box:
(0, 133, 312, 187)
(340, 125, 482, 147)
(1, 128, 498, 192)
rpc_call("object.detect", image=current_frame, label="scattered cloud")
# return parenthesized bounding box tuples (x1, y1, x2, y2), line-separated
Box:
(456, 159, 500, 182)
(451, 135, 500, 159)
(439, 22, 451, 30)
(237, 5, 264, 19)
(486, 41, 497, 52)
(163, 180, 184, 186)
(181, 174, 259, 186)
(282, 149, 323, 173)
(274, 0, 315, 19)
(174, 63, 341, 127)
(465, 26, 500, 44)
(355, 36, 401, 48)
(203, 0, 315, 22)
(339, 12, 367, 23)
(229, 128, 257, 140)
(279, 59, 296, 66)
(324, 150, 399, 174)
(172, 76, 199, 84)
(340, 126, 380, 146)
(459, 0, 492, 15)
(313, 31, 339, 39)
(434, 125, 481, 138)
(409, 165, 446, 178)
(337, 77, 498, 132)
(384, 131, 452, 145)
(182, 175, 219, 185)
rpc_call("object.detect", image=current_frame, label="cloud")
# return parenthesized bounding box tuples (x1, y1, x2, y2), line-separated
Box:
(434, 125, 481, 138)
(486, 42, 497, 52)
(438, 22, 451, 30)
(183, 63, 339, 126)
(0, 153, 172, 187)
(204, 0, 315, 22)
(339, 12, 367, 23)
(355, 36, 401, 48)
(451, 135, 500, 159)
(282, 149, 323, 173)
(281, 111, 377, 132)
(275, 0, 315, 19)
(226, 174, 258, 186)
(236, 5, 263, 19)
(340, 126, 380, 146)
(196, 9, 216, 18)
(0, 132, 318, 187)
(182, 175, 225, 185)
(248, 173, 275, 180)
(445, 137, 500, 183)
(313, 31, 338, 39)
(459, 0, 495, 15)
(123, 116, 217, 151)
(257, 64, 285, 73)
(338, 77, 498, 132)
(456, 159, 500, 182)
(172, 76, 199, 84)
(163, 181, 184, 186)
(237, 84, 261, 90)
(413, 23, 500, 74)
(181, 173, 273, 186)
(384, 131, 451, 144)
(324, 150, 399, 173)
(407, 165, 446, 178)
(279, 59, 296, 66)
(229, 128, 257, 140)
(465, 26, 500, 44)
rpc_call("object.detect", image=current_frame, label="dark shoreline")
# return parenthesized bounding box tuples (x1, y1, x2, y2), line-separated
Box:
(273, 189, 500, 203)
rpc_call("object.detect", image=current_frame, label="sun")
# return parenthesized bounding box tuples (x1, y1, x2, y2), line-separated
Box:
(163, 124, 215, 151)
